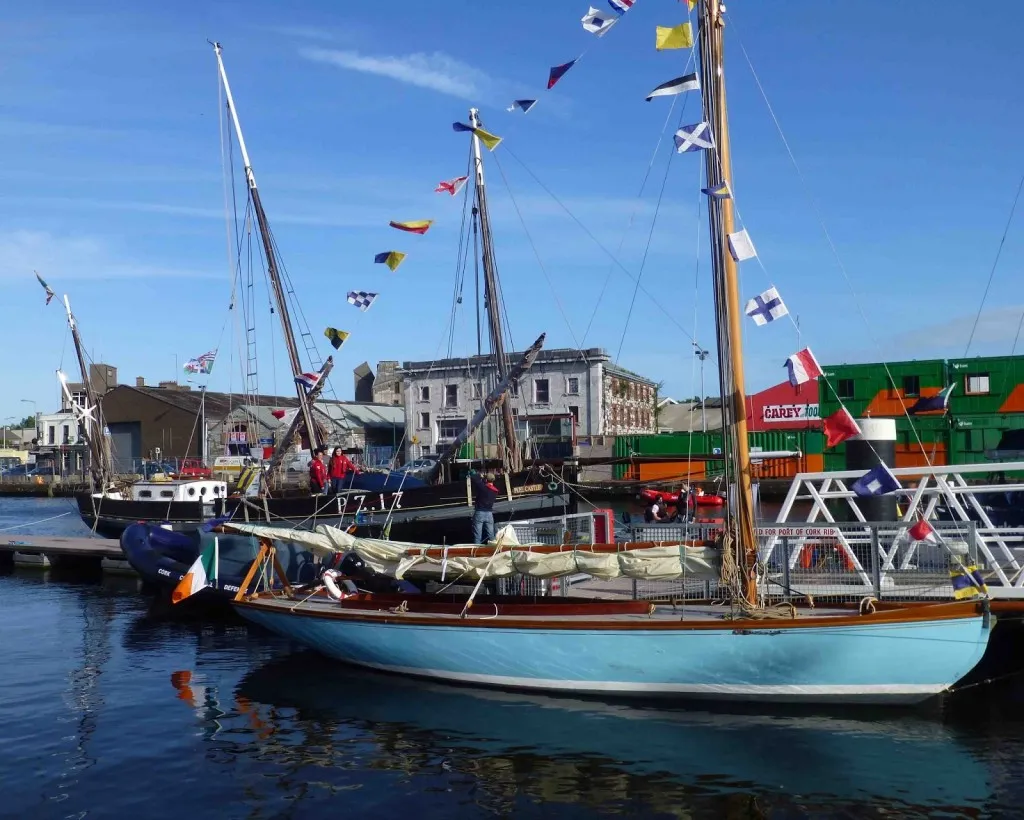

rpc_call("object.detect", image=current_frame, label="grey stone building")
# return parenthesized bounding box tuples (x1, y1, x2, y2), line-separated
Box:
(399, 347, 657, 460)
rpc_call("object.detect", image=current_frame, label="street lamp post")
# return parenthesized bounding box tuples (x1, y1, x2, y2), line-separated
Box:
(692, 344, 709, 434)
(3, 416, 14, 449)
(20, 399, 38, 443)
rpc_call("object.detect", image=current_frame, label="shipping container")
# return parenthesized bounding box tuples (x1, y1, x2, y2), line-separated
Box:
(818, 360, 946, 419)
(946, 355, 1024, 416)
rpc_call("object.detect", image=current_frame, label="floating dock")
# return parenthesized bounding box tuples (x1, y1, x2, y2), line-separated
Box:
(0, 535, 133, 574)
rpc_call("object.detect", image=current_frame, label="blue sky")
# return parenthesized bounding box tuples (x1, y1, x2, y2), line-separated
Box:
(2, 0, 1023, 422)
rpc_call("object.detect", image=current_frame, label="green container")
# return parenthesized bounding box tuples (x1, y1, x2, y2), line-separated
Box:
(457, 441, 475, 460)
(945, 356, 1024, 416)
(819, 360, 946, 419)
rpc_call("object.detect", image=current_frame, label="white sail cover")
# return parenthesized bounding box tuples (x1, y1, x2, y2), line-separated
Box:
(226, 522, 720, 582)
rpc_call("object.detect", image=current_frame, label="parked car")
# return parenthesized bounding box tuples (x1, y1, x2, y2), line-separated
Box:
(26, 465, 56, 477)
(397, 455, 440, 480)
(178, 458, 212, 479)
(139, 461, 178, 480)
(1, 463, 31, 477)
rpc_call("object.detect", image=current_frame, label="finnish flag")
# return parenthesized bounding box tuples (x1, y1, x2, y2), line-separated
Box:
(744, 286, 788, 326)
(852, 463, 902, 498)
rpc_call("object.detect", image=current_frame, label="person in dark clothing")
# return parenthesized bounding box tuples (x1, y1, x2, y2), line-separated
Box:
(644, 500, 666, 523)
(469, 469, 499, 544)
(309, 448, 328, 495)
(328, 447, 358, 494)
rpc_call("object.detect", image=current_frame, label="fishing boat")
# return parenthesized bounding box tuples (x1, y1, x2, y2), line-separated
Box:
(185, 1, 996, 705)
(75, 42, 573, 546)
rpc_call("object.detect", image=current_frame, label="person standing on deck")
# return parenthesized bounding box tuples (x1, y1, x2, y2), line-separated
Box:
(328, 447, 359, 494)
(309, 448, 328, 495)
(469, 469, 499, 544)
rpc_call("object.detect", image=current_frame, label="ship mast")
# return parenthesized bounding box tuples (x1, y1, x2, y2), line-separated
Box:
(469, 107, 520, 473)
(697, 0, 759, 605)
(63, 296, 113, 486)
(212, 42, 321, 454)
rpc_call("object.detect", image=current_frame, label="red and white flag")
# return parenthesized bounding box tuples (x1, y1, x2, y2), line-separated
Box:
(823, 408, 861, 448)
(435, 176, 468, 196)
(784, 347, 823, 387)
(908, 518, 939, 545)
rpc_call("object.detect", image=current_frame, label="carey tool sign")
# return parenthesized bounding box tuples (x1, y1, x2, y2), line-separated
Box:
(761, 403, 819, 423)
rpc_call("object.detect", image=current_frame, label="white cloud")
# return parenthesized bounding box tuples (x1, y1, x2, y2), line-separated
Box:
(299, 46, 492, 101)
(0, 230, 218, 280)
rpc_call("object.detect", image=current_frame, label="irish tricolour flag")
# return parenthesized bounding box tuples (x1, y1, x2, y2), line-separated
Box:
(171, 545, 215, 604)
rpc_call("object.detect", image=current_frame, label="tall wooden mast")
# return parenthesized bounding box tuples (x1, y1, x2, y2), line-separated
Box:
(697, 0, 759, 605)
(62, 296, 113, 486)
(212, 42, 321, 454)
(468, 107, 520, 472)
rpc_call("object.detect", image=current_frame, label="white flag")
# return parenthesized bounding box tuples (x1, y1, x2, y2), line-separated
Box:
(744, 286, 788, 326)
(582, 6, 618, 35)
(728, 229, 757, 262)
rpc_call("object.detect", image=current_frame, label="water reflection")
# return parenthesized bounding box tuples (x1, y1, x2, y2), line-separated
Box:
(160, 652, 998, 818)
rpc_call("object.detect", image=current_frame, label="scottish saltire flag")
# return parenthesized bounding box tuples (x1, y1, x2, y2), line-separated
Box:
(701, 181, 731, 200)
(171, 543, 216, 604)
(908, 518, 940, 545)
(374, 251, 406, 271)
(295, 372, 321, 391)
(389, 220, 433, 235)
(347, 291, 378, 311)
(582, 6, 618, 35)
(674, 122, 713, 153)
(744, 286, 787, 326)
(608, 0, 634, 13)
(950, 564, 988, 600)
(435, 175, 468, 195)
(784, 348, 823, 386)
(34, 271, 55, 305)
(324, 327, 350, 350)
(183, 350, 216, 375)
(823, 408, 861, 448)
(506, 99, 537, 113)
(656, 22, 693, 49)
(452, 122, 503, 150)
(646, 72, 699, 100)
(548, 59, 578, 89)
(729, 230, 758, 262)
(852, 463, 902, 498)
(908, 384, 955, 415)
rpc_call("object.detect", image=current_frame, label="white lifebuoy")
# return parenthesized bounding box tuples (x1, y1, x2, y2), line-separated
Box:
(323, 569, 352, 601)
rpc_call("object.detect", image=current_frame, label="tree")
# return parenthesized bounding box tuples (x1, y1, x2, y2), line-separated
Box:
(16, 415, 35, 429)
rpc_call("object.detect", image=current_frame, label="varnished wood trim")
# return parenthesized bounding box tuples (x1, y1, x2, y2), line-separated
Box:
(235, 596, 985, 632)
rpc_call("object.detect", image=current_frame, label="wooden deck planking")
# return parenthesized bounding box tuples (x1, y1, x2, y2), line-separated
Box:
(0, 535, 122, 559)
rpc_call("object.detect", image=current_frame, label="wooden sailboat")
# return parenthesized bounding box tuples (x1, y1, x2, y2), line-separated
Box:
(222, 0, 994, 705)
(77, 43, 570, 552)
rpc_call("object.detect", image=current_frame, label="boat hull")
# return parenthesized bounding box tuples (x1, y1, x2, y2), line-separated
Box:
(234, 600, 992, 705)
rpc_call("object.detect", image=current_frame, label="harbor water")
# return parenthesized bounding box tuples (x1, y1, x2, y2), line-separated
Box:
(4, 498, 1024, 818)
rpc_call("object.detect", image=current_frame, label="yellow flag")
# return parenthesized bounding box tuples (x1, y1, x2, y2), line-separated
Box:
(656, 22, 694, 50)
(473, 127, 503, 151)
(686, 0, 697, 9)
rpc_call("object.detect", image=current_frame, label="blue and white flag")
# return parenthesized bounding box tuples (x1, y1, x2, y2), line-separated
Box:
(506, 99, 537, 113)
(744, 286, 787, 326)
(852, 463, 902, 498)
(701, 181, 731, 200)
(674, 122, 713, 153)
(347, 291, 378, 311)
(608, 0, 634, 13)
(582, 6, 618, 35)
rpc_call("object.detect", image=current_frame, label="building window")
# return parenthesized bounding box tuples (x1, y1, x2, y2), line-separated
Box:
(472, 381, 483, 400)
(568, 405, 579, 424)
(836, 379, 855, 400)
(438, 419, 467, 441)
(534, 378, 550, 404)
(418, 412, 430, 430)
(419, 386, 430, 402)
(566, 377, 580, 395)
(902, 376, 920, 398)
(62, 425, 71, 444)
(511, 408, 519, 417)
(965, 373, 990, 395)
(444, 384, 459, 408)
(421, 445, 431, 454)
(47, 426, 55, 445)
(509, 380, 520, 398)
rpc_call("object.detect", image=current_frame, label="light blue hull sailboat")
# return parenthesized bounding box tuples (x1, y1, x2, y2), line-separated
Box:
(235, 596, 991, 705)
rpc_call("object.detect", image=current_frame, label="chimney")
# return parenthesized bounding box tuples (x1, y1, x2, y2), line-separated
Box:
(136, 377, 145, 388)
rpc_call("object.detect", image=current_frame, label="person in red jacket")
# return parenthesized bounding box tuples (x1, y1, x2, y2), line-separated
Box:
(328, 446, 359, 494)
(308, 448, 328, 495)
